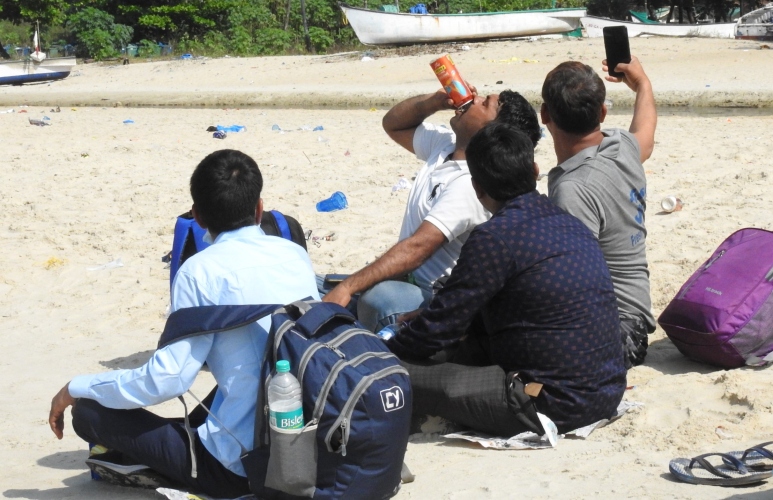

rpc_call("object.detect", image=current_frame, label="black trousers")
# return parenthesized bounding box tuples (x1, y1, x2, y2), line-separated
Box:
(400, 316, 542, 437)
(621, 315, 650, 369)
(72, 398, 250, 498)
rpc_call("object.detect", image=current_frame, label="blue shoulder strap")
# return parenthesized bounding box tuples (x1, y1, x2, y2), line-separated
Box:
(269, 210, 292, 241)
(157, 304, 279, 349)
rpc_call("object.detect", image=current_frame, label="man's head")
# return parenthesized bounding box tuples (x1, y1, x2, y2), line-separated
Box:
(450, 90, 540, 150)
(541, 61, 606, 135)
(190, 149, 263, 235)
(466, 122, 537, 204)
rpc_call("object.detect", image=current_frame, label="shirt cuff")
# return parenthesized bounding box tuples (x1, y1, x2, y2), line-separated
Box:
(68, 374, 96, 399)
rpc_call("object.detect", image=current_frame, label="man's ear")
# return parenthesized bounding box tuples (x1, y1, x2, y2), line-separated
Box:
(533, 162, 540, 180)
(191, 205, 207, 229)
(600, 103, 608, 124)
(254, 198, 264, 225)
(471, 177, 485, 201)
(540, 103, 551, 124)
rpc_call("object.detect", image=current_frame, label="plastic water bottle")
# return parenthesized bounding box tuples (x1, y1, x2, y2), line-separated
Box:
(268, 360, 304, 430)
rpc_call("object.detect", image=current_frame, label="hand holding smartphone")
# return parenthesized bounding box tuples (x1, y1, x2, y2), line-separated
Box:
(603, 26, 631, 79)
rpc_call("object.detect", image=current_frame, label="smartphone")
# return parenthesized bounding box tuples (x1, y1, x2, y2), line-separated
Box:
(323, 273, 349, 286)
(603, 26, 631, 78)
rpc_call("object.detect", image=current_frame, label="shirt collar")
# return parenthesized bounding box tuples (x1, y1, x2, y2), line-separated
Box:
(212, 224, 265, 245)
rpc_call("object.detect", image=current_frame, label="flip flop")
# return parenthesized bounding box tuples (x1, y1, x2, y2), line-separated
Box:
(669, 452, 773, 486)
(726, 441, 773, 471)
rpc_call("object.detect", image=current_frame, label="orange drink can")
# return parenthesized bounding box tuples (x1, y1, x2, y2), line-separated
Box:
(430, 54, 473, 109)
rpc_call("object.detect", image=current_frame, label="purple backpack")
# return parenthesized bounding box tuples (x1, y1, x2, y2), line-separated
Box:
(658, 228, 773, 368)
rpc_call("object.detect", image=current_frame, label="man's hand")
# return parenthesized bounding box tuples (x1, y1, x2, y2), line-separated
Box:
(49, 383, 76, 439)
(602, 56, 650, 93)
(322, 282, 354, 308)
(396, 309, 422, 324)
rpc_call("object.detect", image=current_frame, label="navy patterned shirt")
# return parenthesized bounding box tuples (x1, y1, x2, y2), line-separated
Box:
(387, 190, 626, 432)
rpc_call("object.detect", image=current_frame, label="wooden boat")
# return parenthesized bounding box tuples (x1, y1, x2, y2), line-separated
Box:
(340, 3, 586, 45)
(735, 3, 773, 41)
(0, 24, 76, 85)
(581, 15, 736, 38)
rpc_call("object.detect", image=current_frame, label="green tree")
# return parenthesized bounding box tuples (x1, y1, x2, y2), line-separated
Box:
(67, 7, 133, 59)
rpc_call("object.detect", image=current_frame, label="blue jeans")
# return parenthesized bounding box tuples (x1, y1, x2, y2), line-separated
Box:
(357, 280, 433, 332)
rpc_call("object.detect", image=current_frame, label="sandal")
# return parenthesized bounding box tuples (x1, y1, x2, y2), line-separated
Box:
(727, 441, 773, 471)
(669, 452, 772, 486)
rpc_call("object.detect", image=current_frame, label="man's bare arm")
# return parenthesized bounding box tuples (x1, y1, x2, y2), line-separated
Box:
(603, 56, 656, 163)
(382, 91, 454, 153)
(322, 222, 447, 307)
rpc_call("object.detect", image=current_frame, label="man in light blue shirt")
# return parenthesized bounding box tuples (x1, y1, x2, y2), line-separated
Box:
(48, 149, 319, 497)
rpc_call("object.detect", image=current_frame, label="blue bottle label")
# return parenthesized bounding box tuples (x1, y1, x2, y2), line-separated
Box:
(270, 407, 304, 430)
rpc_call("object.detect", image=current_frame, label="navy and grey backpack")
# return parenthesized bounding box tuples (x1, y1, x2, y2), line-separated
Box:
(158, 299, 412, 499)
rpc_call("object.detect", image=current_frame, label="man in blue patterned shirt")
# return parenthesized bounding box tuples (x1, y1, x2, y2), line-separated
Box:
(386, 123, 626, 436)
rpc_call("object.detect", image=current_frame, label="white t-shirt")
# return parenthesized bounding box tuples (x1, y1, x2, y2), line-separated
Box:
(399, 122, 490, 289)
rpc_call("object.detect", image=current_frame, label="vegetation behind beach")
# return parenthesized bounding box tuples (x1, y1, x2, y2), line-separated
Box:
(0, 0, 749, 60)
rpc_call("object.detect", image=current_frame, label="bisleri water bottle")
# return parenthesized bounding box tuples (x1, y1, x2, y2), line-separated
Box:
(268, 360, 304, 430)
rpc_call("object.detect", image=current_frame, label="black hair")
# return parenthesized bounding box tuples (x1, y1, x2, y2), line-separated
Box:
(466, 122, 536, 202)
(494, 90, 541, 147)
(189, 149, 263, 234)
(541, 61, 606, 135)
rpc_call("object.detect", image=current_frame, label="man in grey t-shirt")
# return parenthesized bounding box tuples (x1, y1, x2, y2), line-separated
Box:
(540, 57, 657, 368)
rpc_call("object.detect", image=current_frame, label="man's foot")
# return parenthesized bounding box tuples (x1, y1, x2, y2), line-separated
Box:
(86, 451, 173, 489)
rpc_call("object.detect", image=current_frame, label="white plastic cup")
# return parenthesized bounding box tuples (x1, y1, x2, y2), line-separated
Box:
(661, 195, 683, 213)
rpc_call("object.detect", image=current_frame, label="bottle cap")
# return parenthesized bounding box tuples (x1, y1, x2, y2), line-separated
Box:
(276, 360, 291, 373)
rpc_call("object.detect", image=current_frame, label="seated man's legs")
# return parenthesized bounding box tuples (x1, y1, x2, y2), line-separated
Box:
(72, 398, 249, 498)
(620, 315, 649, 369)
(357, 280, 432, 332)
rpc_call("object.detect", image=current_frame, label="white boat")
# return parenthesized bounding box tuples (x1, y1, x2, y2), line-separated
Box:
(735, 3, 773, 41)
(0, 24, 76, 85)
(340, 3, 586, 45)
(581, 15, 736, 38)
(0, 56, 76, 85)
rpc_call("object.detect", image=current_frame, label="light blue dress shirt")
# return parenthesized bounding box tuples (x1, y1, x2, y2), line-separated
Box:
(69, 225, 320, 476)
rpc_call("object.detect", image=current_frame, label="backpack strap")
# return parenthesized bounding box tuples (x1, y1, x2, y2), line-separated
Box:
(269, 210, 293, 241)
(157, 304, 279, 349)
(284, 300, 357, 338)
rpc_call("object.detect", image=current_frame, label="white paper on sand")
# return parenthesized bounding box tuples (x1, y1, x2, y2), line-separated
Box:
(156, 488, 254, 500)
(443, 401, 643, 450)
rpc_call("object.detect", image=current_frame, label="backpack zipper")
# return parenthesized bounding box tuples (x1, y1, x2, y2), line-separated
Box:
(677, 249, 726, 300)
(296, 328, 380, 385)
(324, 364, 409, 455)
(311, 351, 398, 421)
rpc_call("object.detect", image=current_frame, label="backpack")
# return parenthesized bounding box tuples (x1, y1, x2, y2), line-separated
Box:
(658, 228, 773, 368)
(169, 210, 307, 289)
(158, 299, 412, 499)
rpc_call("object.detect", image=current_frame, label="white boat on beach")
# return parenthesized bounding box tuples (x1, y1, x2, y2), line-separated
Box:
(340, 3, 586, 45)
(581, 15, 736, 38)
(735, 3, 773, 41)
(0, 25, 76, 85)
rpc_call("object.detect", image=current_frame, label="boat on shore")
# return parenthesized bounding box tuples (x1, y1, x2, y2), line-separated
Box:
(340, 3, 586, 45)
(0, 24, 76, 85)
(735, 3, 773, 41)
(581, 15, 736, 38)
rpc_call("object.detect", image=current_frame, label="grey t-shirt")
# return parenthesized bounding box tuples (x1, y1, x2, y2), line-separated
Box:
(548, 129, 655, 331)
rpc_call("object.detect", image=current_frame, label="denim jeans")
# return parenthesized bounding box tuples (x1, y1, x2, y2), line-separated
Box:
(357, 280, 433, 332)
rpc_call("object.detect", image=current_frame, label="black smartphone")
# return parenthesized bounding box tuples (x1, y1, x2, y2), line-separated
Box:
(323, 273, 349, 286)
(603, 26, 631, 78)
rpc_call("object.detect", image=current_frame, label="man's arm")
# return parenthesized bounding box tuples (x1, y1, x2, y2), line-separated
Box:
(603, 56, 656, 163)
(322, 222, 447, 307)
(382, 91, 455, 153)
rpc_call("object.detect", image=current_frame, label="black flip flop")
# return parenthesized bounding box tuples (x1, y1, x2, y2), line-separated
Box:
(669, 452, 772, 486)
(727, 441, 773, 471)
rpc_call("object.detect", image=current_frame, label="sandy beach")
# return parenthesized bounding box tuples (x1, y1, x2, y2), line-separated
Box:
(2, 37, 773, 499)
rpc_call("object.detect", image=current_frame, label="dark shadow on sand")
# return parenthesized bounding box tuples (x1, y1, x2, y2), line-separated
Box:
(99, 350, 154, 370)
(37, 450, 88, 470)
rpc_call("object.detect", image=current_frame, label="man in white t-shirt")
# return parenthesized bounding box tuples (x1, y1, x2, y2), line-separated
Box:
(323, 88, 541, 331)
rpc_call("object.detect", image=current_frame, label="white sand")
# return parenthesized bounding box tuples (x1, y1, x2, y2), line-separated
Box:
(1, 37, 773, 499)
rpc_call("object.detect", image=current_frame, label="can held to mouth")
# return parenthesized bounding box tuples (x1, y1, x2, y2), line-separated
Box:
(430, 54, 473, 109)
(661, 195, 683, 213)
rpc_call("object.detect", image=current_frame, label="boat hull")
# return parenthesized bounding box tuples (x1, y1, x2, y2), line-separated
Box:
(0, 56, 76, 85)
(581, 15, 736, 38)
(735, 3, 773, 41)
(340, 3, 586, 45)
